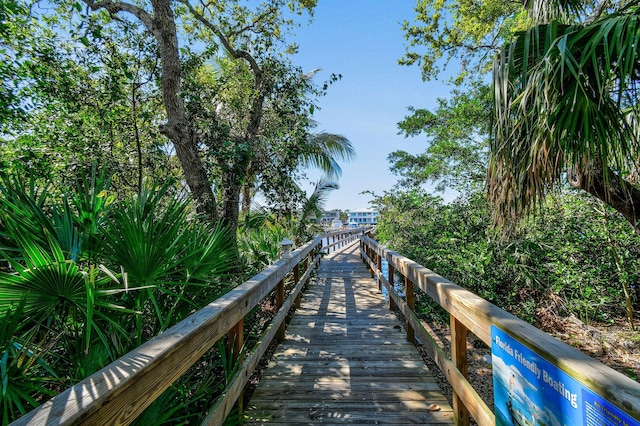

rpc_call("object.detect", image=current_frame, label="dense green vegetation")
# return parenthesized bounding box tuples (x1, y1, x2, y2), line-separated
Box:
(1, 0, 639, 422)
(0, 0, 353, 233)
(375, 188, 640, 326)
(0, 0, 357, 422)
(388, 0, 640, 331)
(0, 167, 335, 423)
(0, 172, 239, 423)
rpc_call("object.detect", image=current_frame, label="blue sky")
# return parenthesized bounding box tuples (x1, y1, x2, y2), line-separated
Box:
(290, 1, 454, 211)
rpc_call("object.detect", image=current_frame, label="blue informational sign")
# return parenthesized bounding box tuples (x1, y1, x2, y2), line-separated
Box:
(491, 326, 639, 426)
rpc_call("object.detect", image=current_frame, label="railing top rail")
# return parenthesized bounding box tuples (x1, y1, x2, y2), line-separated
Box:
(13, 235, 326, 425)
(322, 227, 369, 238)
(360, 235, 640, 421)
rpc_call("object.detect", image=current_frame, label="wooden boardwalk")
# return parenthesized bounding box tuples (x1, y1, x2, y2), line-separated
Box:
(245, 241, 454, 424)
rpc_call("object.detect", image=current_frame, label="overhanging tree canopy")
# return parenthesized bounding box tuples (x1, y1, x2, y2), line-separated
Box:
(489, 1, 640, 232)
(76, 0, 318, 233)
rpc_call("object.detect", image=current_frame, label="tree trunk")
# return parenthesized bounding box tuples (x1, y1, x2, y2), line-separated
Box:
(568, 162, 640, 234)
(148, 0, 218, 222)
(241, 181, 252, 217)
(221, 184, 241, 231)
(222, 72, 267, 232)
(86, 0, 219, 222)
(241, 165, 257, 217)
(131, 82, 143, 192)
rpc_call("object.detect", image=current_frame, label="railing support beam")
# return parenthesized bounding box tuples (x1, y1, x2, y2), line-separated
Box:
(276, 279, 286, 341)
(227, 319, 245, 413)
(388, 265, 396, 310)
(405, 276, 415, 343)
(451, 315, 470, 426)
(377, 252, 382, 291)
(294, 264, 301, 309)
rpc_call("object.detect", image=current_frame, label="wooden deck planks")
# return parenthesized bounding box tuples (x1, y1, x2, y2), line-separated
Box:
(244, 242, 454, 425)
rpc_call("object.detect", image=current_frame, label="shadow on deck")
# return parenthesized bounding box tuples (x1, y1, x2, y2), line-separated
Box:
(244, 242, 454, 425)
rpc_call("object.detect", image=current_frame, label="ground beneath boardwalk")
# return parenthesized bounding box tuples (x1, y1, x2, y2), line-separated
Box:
(541, 315, 640, 381)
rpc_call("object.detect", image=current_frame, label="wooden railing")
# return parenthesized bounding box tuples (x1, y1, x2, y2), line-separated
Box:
(360, 235, 640, 426)
(12, 229, 364, 426)
(322, 226, 373, 253)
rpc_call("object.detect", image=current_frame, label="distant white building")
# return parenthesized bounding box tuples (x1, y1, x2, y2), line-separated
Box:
(320, 210, 340, 225)
(348, 208, 379, 227)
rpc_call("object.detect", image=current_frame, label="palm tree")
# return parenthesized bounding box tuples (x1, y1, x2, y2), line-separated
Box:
(488, 0, 640, 232)
(240, 132, 355, 215)
(293, 178, 340, 242)
(299, 133, 356, 181)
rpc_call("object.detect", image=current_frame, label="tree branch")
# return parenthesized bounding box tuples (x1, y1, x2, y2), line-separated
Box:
(228, 5, 277, 38)
(176, 0, 262, 80)
(586, 0, 610, 25)
(568, 162, 640, 233)
(83, 0, 154, 30)
(177, 0, 268, 142)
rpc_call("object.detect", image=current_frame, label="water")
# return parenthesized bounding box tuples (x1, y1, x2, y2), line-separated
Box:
(378, 258, 405, 301)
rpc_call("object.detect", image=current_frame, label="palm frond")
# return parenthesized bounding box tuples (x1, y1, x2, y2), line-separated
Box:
(489, 5, 640, 227)
(0, 301, 58, 423)
(100, 183, 239, 330)
(522, 0, 585, 24)
(300, 133, 355, 180)
(296, 178, 339, 239)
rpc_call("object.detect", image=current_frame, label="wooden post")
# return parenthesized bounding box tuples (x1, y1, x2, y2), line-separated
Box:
(276, 279, 286, 341)
(227, 319, 244, 412)
(294, 264, 301, 309)
(451, 315, 470, 426)
(389, 264, 396, 310)
(377, 252, 382, 291)
(405, 276, 415, 343)
(318, 243, 322, 265)
(311, 247, 315, 266)
(369, 248, 374, 278)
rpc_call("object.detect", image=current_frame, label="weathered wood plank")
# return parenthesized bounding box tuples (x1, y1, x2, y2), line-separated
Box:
(246, 408, 454, 424)
(245, 244, 454, 424)
(248, 389, 450, 402)
(253, 380, 442, 391)
(269, 352, 424, 363)
(261, 365, 435, 378)
(246, 400, 450, 410)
